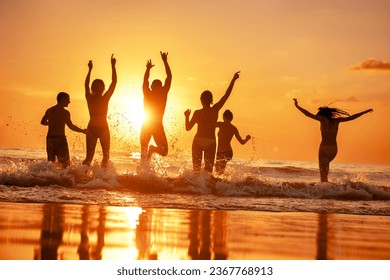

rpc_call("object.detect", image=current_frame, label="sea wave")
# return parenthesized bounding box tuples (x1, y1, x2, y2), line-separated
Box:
(1, 159, 389, 201)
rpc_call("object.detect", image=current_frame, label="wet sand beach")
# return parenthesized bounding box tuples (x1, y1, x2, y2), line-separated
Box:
(1, 201, 389, 260)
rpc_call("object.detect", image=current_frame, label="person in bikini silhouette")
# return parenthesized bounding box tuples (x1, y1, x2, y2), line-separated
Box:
(184, 71, 240, 173)
(293, 98, 373, 182)
(215, 109, 251, 175)
(83, 54, 117, 168)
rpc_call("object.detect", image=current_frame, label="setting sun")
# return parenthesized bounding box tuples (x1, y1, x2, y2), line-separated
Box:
(119, 97, 145, 133)
(109, 82, 146, 137)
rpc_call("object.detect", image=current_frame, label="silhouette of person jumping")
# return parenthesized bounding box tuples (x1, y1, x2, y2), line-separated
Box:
(41, 92, 86, 168)
(293, 98, 373, 182)
(184, 72, 240, 173)
(215, 110, 251, 175)
(141, 51, 172, 161)
(83, 54, 117, 168)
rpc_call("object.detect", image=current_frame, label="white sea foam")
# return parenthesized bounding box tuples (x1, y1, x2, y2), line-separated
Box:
(0, 147, 389, 215)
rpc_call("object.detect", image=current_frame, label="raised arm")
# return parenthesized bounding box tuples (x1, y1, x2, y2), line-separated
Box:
(143, 59, 154, 93)
(184, 109, 196, 131)
(338, 109, 373, 122)
(85, 60, 93, 97)
(234, 127, 251, 145)
(214, 71, 240, 110)
(161, 51, 172, 91)
(104, 54, 117, 99)
(293, 98, 319, 120)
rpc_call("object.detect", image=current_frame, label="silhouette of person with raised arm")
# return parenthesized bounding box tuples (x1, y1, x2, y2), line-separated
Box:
(141, 51, 172, 161)
(293, 98, 373, 182)
(215, 110, 251, 175)
(41, 92, 86, 168)
(83, 54, 117, 168)
(184, 72, 240, 173)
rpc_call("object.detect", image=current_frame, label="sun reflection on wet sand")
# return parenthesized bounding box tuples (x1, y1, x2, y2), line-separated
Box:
(0, 202, 390, 260)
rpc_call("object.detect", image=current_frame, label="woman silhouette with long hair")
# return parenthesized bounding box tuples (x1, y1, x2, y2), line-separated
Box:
(293, 98, 373, 182)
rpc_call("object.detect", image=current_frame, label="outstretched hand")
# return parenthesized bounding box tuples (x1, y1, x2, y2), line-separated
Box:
(232, 71, 240, 81)
(111, 54, 116, 66)
(160, 51, 168, 62)
(246, 135, 251, 141)
(367, 109, 374, 113)
(293, 98, 298, 106)
(146, 59, 154, 69)
(88, 60, 93, 70)
(184, 109, 191, 118)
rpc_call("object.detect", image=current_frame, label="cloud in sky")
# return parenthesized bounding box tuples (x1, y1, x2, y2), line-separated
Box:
(350, 58, 390, 71)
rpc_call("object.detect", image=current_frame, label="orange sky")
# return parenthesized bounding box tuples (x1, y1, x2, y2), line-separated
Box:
(1, 0, 389, 164)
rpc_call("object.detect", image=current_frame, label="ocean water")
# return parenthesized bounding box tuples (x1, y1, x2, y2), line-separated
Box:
(1, 147, 389, 216)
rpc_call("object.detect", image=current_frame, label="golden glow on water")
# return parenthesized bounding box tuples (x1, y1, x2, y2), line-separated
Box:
(124, 206, 143, 230)
(1, 202, 390, 260)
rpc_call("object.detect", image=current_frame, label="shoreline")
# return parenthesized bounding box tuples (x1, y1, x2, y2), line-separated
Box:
(1, 201, 390, 260)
